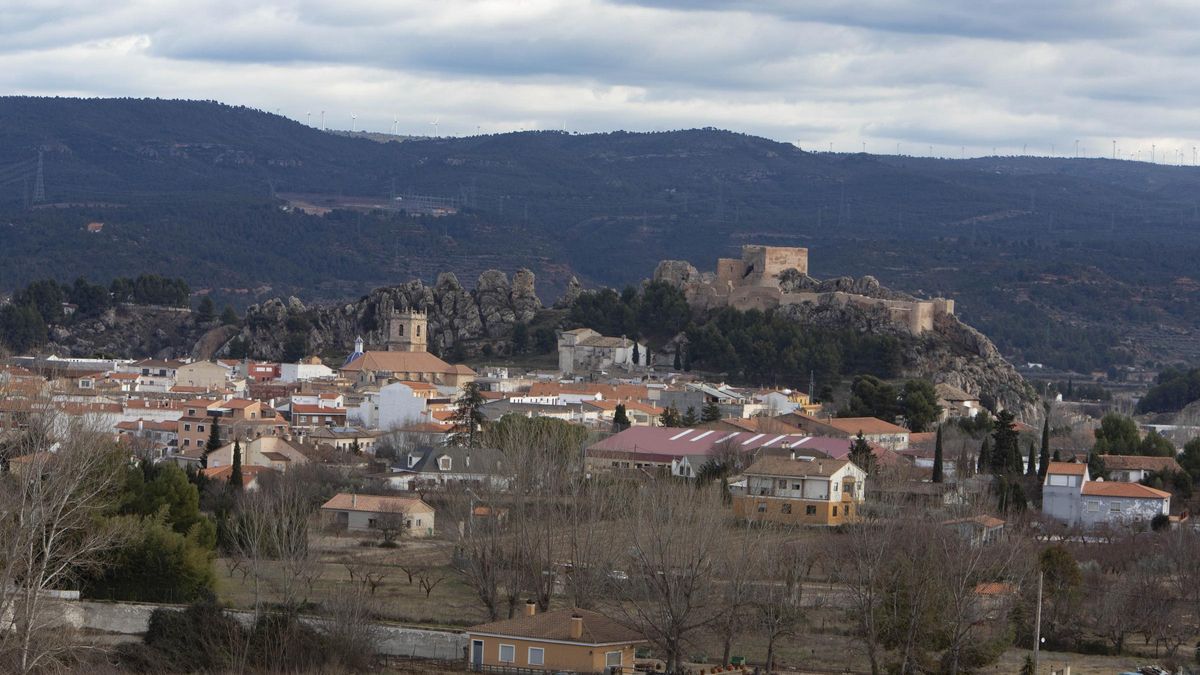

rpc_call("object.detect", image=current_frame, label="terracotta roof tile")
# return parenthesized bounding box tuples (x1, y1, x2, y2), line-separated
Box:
(320, 493, 433, 513)
(1082, 482, 1171, 499)
(468, 608, 643, 645)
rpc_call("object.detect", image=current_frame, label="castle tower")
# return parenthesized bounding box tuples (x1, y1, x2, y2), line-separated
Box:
(387, 308, 427, 352)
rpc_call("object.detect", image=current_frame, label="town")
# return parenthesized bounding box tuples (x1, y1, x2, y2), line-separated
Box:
(2, 260, 1198, 674)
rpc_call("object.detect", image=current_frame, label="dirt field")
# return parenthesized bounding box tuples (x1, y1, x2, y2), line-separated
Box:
(214, 530, 1183, 674)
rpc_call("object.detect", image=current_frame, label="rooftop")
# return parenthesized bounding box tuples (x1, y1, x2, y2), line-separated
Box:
(468, 608, 643, 645)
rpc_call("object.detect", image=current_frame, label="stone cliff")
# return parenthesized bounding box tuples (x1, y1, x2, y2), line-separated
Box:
(773, 280, 1040, 421)
(236, 268, 543, 360)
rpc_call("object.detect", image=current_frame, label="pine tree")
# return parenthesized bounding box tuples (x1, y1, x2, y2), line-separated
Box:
(701, 401, 722, 423)
(1038, 415, 1051, 481)
(612, 404, 632, 432)
(849, 431, 874, 474)
(682, 406, 699, 427)
(991, 410, 1020, 474)
(659, 405, 683, 428)
(196, 296, 216, 323)
(1026, 441, 1037, 477)
(452, 382, 487, 448)
(977, 435, 991, 474)
(931, 424, 944, 483)
(220, 304, 239, 325)
(229, 439, 243, 491)
(1052, 448, 1061, 462)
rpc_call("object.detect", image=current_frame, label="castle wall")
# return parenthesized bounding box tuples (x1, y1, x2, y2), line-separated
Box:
(670, 244, 950, 335)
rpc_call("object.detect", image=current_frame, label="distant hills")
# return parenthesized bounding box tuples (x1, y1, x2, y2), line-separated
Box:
(1, 96, 1199, 371)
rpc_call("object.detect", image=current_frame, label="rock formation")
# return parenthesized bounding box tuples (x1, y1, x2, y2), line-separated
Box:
(236, 268, 544, 360)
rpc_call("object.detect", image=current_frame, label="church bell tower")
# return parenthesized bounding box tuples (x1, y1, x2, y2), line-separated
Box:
(387, 308, 427, 352)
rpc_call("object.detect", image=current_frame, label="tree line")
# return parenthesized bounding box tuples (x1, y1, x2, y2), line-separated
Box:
(0, 274, 192, 353)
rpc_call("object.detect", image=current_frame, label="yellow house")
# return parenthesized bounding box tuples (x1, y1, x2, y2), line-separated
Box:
(733, 456, 867, 526)
(466, 605, 644, 674)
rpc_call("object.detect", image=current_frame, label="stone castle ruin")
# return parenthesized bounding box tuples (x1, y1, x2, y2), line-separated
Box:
(655, 244, 955, 335)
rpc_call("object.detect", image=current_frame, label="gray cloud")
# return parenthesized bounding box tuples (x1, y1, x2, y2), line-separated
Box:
(2, 1, 1199, 160)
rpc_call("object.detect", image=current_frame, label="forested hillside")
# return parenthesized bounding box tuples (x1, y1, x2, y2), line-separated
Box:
(2, 97, 1199, 370)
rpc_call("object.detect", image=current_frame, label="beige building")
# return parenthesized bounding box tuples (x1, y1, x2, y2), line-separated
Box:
(733, 456, 867, 526)
(557, 328, 648, 376)
(200, 436, 310, 472)
(175, 361, 229, 390)
(466, 605, 644, 674)
(320, 493, 435, 537)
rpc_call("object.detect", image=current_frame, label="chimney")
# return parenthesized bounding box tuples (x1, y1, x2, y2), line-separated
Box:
(351, 493, 357, 508)
(569, 614, 583, 640)
(525, 600, 537, 617)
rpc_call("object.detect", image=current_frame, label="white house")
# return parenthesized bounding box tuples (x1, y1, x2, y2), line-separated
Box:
(280, 358, 334, 383)
(1042, 461, 1170, 528)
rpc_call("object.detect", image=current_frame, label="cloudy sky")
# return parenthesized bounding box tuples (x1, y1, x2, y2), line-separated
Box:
(5, 0, 1200, 160)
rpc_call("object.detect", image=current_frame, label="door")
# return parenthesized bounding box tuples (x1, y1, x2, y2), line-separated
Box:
(471, 640, 484, 671)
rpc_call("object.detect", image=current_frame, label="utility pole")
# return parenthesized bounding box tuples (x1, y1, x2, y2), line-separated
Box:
(1033, 570, 1044, 673)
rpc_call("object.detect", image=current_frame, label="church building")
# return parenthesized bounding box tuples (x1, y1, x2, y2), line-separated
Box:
(340, 308, 475, 390)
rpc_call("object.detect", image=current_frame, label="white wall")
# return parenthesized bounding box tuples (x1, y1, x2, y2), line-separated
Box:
(377, 382, 428, 431)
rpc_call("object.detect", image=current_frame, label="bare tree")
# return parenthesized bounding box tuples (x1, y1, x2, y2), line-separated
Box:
(374, 501, 409, 545)
(229, 471, 322, 614)
(604, 480, 726, 674)
(417, 568, 447, 598)
(0, 416, 132, 674)
(827, 520, 892, 675)
(742, 537, 808, 674)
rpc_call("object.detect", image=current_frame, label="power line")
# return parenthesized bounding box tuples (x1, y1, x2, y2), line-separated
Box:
(32, 151, 45, 204)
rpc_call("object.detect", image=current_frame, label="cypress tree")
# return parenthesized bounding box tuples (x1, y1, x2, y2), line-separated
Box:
(612, 404, 632, 432)
(673, 349, 682, 371)
(977, 435, 991, 474)
(1038, 415, 1051, 481)
(631, 341, 641, 367)
(229, 439, 243, 491)
(931, 425, 944, 483)
(1026, 441, 1037, 477)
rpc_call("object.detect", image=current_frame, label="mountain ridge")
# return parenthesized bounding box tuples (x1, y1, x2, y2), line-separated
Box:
(1, 96, 1198, 371)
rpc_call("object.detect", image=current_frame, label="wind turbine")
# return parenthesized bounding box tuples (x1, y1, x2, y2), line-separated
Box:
(306, 111, 311, 126)
(430, 118, 440, 137)
(320, 110, 325, 130)
(391, 115, 398, 135)
(351, 113, 357, 132)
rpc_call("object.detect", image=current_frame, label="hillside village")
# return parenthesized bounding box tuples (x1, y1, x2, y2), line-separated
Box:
(3, 252, 1200, 674)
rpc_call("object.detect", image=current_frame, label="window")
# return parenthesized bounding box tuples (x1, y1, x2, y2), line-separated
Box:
(778, 479, 786, 488)
(1110, 502, 1123, 513)
(415, 519, 422, 527)
(845, 504, 852, 516)
(417, 325, 422, 337)
(397, 324, 405, 336)
(528, 647, 544, 666)
(757, 502, 767, 513)
(606, 651, 622, 667)
(832, 482, 839, 492)
(368, 518, 378, 528)
(439, 456, 452, 471)
(498, 644, 515, 663)
(184, 423, 191, 432)
(833, 506, 839, 516)
(805, 505, 817, 515)
(1085, 501, 1100, 513)
(197, 425, 205, 433)
(781, 503, 792, 514)
(792, 483, 801, 490)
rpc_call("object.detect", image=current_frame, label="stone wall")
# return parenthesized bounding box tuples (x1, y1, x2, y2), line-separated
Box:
(73, 601, 468, 659)
(655, 244, 951, 335)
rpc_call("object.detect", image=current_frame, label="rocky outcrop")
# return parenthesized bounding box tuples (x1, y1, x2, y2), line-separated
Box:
(237, 269, 544, 360)
(34, 305, 213, 360)
(777, 269, 915, 301)
(777, 285, 1040, 422)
